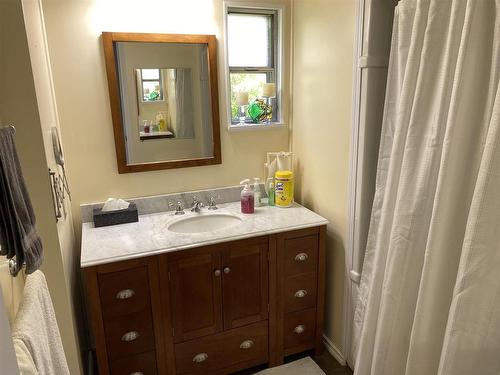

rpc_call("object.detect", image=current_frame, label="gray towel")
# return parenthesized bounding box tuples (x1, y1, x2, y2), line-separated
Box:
(0, 127, 43, 275)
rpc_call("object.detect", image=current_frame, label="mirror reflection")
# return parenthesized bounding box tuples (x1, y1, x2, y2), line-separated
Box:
(115, 42, 214, 165)
(136, 68, 194, 141)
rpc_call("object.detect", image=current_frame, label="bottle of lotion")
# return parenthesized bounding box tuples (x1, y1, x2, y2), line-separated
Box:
(240, 179, 254, 214)
(253, 178, 262, 207)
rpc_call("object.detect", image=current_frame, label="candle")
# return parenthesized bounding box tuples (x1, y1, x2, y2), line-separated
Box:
(262, 83, 276, 98)
(236, 91, 249, 106)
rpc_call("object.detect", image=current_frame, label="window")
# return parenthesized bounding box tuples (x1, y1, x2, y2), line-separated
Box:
(139, 68, 164, 102)
(227, 7, 280, 125)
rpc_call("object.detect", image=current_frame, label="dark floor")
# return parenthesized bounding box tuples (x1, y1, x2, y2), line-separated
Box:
(235, 350, 353, 375)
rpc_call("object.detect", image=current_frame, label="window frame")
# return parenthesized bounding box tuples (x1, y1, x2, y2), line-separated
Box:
(224, 3, 284, 129)
(138, 68, 164, 102)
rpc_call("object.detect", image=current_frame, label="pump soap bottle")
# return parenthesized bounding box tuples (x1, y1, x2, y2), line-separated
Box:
(240, 179, 254, 213)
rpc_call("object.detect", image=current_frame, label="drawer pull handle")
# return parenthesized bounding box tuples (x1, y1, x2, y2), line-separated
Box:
(239, 339, 254, 349)
(295, 253, 308, 262)
(193, 353, 208, 363)
(130, 372, 144, 375)
(294, 289, 308, 298)
(224, 267, 231, 274)
(294, 325, 306, 334)
(121, 331, 139, 342)
(214, 269, 221, 277)
(116, 289, 135, 300)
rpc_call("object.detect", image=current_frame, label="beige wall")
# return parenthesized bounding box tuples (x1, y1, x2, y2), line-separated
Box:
(41, 0, 291, 240)
(292, 0, 356, 353)
(0, 0, 82, 372)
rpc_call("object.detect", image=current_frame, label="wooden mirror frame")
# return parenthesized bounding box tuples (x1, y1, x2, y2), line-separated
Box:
(102, 32, 222, 173)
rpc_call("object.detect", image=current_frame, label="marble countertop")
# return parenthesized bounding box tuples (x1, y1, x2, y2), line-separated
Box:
(81, 202, 328, 267)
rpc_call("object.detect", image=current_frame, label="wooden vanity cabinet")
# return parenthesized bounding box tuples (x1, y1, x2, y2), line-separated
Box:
(84, 225, 326, 374)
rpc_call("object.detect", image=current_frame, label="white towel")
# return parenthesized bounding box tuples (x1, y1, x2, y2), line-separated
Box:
(11, 271, 69, 375)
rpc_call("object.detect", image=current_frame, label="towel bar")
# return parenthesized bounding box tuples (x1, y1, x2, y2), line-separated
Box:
(1, 125, 15, 134)
(7, 258, 24, 276)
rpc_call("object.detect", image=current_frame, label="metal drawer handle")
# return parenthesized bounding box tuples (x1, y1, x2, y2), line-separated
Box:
(224, 267, 231, 274)
(293, 325, 306, 334)
(239, 339, 254, 349)
(121, 331, 139, 342)
(116, 289, 135, 300)
(129, 372, 144, 375)
(294, 289, 308, 298)
(214, 269, 221, 277)
(193, 353, 208, 363)
(295, 253, 308, 262)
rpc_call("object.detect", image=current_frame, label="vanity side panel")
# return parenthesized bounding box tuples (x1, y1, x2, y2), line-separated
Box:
(84, 266, 110, 374)
(268, 234, 280, 367)
(275, 232, 286, 365)
(315, 225, 327, 355)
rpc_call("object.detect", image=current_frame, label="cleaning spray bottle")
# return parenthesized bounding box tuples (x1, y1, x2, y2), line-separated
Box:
(240, 179, 254, 213)
(253, 178, 262, 207)
(267, 177, 275, 206)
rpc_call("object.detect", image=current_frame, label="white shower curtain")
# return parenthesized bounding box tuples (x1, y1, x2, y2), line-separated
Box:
(352, 1, 500, 374)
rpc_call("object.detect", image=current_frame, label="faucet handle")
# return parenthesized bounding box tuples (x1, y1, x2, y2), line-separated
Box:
(169, 201, 185, 215)
(190, 196, 204, 212)
(208, 195, 220, 210)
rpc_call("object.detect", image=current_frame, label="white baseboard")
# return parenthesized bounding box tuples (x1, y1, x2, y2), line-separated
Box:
(322, 334, 347, 366)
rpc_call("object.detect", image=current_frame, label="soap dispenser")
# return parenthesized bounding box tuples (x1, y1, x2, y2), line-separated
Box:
(240, 179, 254, 213)
(253, 178, 262, 207)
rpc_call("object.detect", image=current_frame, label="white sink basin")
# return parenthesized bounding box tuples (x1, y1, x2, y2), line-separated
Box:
(168, 213, 242, 234)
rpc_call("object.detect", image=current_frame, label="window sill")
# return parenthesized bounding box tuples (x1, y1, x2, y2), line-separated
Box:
(227, 122, 287, 132)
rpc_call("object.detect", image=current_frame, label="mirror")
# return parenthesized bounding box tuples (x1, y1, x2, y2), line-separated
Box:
(102, 33, 221, 173)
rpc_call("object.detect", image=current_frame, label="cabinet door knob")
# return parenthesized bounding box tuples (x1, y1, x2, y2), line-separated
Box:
(239, 339, 254, 349)
(116, 289, 135, 300)
(193, 353, 208, 363)
(293, 325, 305, 334)
(294, 289, 308, 298)
(129, 372, 144, 375)
(121, 331, 139, 342)
(214, 269, 221, 277)
(295, 252, 308, 262)
(223, 267, 231, 274)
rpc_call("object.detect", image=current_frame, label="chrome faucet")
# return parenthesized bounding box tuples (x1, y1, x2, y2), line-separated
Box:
(190, 196, 205, 213)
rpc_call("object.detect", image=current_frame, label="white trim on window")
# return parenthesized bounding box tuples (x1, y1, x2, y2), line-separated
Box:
(223, 1, 286, 131)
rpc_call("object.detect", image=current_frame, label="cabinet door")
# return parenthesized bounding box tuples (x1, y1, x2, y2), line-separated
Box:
(222, 240, 269, 330)
(169, 251, 223, 343)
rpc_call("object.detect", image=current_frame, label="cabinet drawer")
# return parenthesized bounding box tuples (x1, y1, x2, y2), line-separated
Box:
(109, 351, 157, 375)
(105, 310, 156, 360)
(174, 320, 268, 374)
(98, 266, 151, 319)
(284, 308, 316, 353)
(284, 235, 318, 277)
(284, 273, 317, 313)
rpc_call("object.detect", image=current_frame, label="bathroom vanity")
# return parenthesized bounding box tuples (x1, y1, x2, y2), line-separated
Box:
(81, 201, 327, 374)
